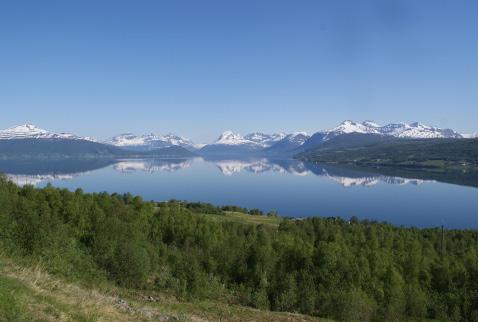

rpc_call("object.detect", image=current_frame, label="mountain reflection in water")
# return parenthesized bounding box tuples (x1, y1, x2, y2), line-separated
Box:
(0, 157, 435, 188)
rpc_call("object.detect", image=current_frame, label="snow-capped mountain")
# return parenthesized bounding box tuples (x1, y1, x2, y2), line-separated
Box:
(243, 132, 287, 147)
(106, 133, 195, 151)
(2, 121, 470, 158)
(325, 120, 381, 138)
(214, 131, 254, 146)
(201, 121, 465, 155)
(297, 120, 465, 153)
(0, 124, 94, 141)
(379, 121, 458, 138)
(213, 131, 286, 147)
(323, 120, 463, 140)
(283, 132, 310, 145)
(0, 124, 195, 158)
(380, 122, 462, 139)
(200, 131, 289, 154)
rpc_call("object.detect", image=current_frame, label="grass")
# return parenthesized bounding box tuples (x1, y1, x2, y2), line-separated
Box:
(199, 211, 283, 229)
(0, 257, 139, 322)
(0, 275, 30, 321)
(0, 256, 331, 322)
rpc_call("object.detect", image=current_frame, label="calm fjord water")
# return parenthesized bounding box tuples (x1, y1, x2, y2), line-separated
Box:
(2, 158, 477, 229)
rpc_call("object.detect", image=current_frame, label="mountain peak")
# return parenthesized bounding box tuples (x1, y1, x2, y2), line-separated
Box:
(289, 131, 308, 137)
(218, 130, 236, 138)
(215, 131, 249, 145)
(0, 123, 88, 140)
(362, 120, 380, 127)
(8, 123, 47, 132)
(328, 120, 381, 136)
(410, 122, 427, 128)
(212, 131, 290, 147)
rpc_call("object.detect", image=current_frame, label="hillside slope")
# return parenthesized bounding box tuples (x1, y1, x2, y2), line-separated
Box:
(0, 139, 195, 158)
(298, 138, 478, 170)
(1, 177, 477, 321)
(0, 257, 327, 322)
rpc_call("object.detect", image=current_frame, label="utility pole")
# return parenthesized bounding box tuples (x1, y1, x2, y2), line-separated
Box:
(441, 225, 445, 257)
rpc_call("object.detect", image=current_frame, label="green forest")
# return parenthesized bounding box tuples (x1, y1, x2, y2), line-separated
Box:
(1, 174, 478, 322)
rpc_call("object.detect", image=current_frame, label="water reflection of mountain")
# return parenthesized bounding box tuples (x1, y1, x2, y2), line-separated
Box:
(337, 165, 478, 189)
(0, 158, 194, 186)
(206, 158, 433, 187)
(0, 158, 117, 185)
(212, 158, 287, 176)
(7, 173, 78, 186)
(113, 159, 193, 173)
(0, 158, 116, 175)
(1, 157, 476, 189)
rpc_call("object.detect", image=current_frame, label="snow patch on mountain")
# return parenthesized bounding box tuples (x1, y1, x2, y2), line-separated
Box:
(193, 143, 207, 149)
(108, 133, 147, 146)
(462, 132, 478, 139)
(244, 132, 287, 147)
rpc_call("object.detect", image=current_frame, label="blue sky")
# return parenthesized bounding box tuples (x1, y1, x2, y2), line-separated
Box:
(1, 0, 477, 142)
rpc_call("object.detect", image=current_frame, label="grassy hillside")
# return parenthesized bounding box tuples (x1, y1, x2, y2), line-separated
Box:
(0, 257, 328, 322)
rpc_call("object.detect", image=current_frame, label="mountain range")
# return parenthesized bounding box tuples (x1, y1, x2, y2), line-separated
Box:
(197, 120, 464, 155)
(0, 124, 194, 158)
(0, 121, 471, 158)
(199, 131, 290, 155)
(105, 133, 197, 151)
